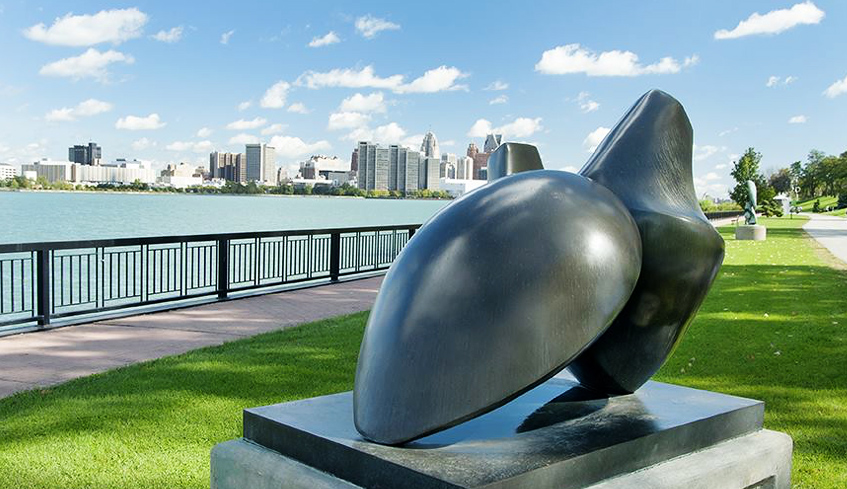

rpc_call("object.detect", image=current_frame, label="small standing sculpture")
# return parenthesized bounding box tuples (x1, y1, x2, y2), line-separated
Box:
(744, 180, 757, 225)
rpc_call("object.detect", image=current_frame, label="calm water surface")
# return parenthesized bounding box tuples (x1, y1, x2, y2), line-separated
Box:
(0, 192, 450, 244)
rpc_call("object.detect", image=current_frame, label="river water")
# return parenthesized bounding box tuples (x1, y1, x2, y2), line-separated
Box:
(0, 192, 450, 244)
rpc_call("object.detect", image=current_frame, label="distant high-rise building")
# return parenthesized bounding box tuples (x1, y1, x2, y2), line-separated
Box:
(68, 142, 102, 165)
(466, 143, 479, 159)
(483, 134, 503, 153)
(420, 131, 440, 159)
(209, 151, 247, 182)
(245, 143, 276, 184)
(456, 156, 473, 180)
(351, 148, 358, 172)
(420, 157, 440, 190)
(440, 153, 457, 178)
(358, 141, 426, 192)
(300, 160, 318, 179)
(0, 163, 18, 180)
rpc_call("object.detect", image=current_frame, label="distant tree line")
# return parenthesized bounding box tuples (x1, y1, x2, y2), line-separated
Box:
(0, 177, 453, 200)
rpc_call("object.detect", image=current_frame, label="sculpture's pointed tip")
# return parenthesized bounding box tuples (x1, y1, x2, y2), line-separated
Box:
(487, 142, 544, 182)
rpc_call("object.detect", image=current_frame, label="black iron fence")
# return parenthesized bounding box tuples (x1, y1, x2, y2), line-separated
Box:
(704, 210, 744, 220)
(0, 224, 420, 334)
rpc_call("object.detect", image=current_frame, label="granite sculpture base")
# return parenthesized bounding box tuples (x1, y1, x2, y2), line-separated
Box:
(736, 225, 767, 241)
(210, 376, 792, 489)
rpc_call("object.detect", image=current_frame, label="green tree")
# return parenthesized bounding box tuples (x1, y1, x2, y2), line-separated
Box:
(730, 148, 764, 207)
(768, 168, 792, 194)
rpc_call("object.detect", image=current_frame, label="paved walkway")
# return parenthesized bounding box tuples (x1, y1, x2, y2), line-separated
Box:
(0, 276, 384, 399)
(803, 213, 847, 264)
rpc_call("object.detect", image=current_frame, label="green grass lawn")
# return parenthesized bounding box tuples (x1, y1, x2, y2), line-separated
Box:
(1, 217, 845, 488)
(795, 195, 838, 212)
(825, 207, 846, 217)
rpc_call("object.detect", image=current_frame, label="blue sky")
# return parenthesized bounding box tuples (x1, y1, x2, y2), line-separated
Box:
(0, 0, 845, 197)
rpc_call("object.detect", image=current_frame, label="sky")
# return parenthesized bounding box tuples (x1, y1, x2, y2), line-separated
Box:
(0, 0, 845, 197)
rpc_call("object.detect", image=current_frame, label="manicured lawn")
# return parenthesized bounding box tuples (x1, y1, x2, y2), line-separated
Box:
(0, 217, 845, 488)
(795, 195, 838, 212)
(825, 207, 846, 217)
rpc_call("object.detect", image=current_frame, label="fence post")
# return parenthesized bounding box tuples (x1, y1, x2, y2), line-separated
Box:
(217, 238, 228, 300)
(36, 249, 50, 327)
(329, 232, 340, 282)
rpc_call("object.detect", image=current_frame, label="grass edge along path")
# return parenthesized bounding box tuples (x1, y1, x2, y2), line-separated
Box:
(0, 217, 845, 488)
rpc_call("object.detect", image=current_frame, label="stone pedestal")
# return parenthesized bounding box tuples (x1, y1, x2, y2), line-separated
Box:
(211, 377, 792, 489)
(736, 225, 767, 241)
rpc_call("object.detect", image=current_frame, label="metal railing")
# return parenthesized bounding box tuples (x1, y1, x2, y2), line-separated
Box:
(704, 210, 744, 220)
(0, 224, 420, 334)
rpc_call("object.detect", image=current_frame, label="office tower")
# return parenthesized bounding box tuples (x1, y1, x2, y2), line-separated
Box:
(472, 152, 490, 180)
(404, 150, 420, 192)
(351, 148, 358, 172)
(440, 153, 457, 178)
(374, 147, 390, 190)
(420, 131, 440, 159)
(466, 142, 479, 159)
(388, 145, 400, 191)
(456, 156, 473, 180)
(209, 152, 247, 182)
(483, 134, 503, 153)
(418, 157, 440, 190)
(245, 143, 276, 184)
(68, 142, 102, 165)
(300, 160, 318, 179)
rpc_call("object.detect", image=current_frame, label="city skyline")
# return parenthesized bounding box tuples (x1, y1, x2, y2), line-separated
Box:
(1, 1, 846, 197)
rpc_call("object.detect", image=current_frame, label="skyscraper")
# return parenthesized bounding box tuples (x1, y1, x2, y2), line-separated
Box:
(351, 148, 358, 172)
(209, 151, 247, 182)
(68, 142, 102, 165)
(420, 131, 440, 159)
(484, 134, 503, 153)
(358, 141, 425, 192)
(245, 143, 276, 184)
(456, 156, 473, 180)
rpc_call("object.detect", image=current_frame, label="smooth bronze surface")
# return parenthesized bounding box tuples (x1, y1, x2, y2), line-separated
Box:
(570, 90, 725, 394)
(486, 142, 544, 181)
(354, 170, 641, 444)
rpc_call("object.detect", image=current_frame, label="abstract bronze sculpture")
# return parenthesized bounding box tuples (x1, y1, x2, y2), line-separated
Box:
(353, 90, 725, 445)
(744, 180, 758, 225)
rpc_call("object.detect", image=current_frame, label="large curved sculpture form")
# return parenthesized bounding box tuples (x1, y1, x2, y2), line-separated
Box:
(353, 89, 725, 445)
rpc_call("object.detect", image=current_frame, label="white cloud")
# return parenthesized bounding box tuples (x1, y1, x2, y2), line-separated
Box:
(308, 31, 340, 47)
(220, 30, 235, 45)
(715, 163, 728, 170)
(226, 117, 267, 130)
(328, 111, 371, 130)
(287, 102, 310, 114)
(296, 65, 466, 93)
(767, 75, 797, 87)
(714, 1, 825, 40)
(704, 172, 721, 181)
(261, 123, 287, 135)
(788, 115, 807, 124)
(166, 140, 213, 153)
(684, 55, 700, 67)
(535, 44, 689, 77)
(152, 26, 183, 43)
(23, 8, 147, 46)
(467, 117, 543, 138)
(339, 92, 386, 113)
(196, 127, 213, 138)
(824, 75, 847, 98)
(237, 100, 252, 111)
(296, 65, 403, 90)
(583, 126, 611, 153)
(45, 98, 112, 121)
(718, 127, 738, 137)
(394, 65, 468, 93)
(576, 91, 600, 113)
(39, 48, 134, 82)
(484, 80, 509, 91)
(694, 144, 725, 161)
(260, 81, 290, 108)
(115, 113, 165, 130)
(269, 135, 332, 159)
(131, 137, 153, 150)
(228, 133, 259, 145)
(355, 15, 400, 39)
(489, 94, 508, 105)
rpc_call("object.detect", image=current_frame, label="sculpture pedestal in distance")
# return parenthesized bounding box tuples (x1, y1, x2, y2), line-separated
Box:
(736, 225, 767, 241)
(210, 375, 792, 489)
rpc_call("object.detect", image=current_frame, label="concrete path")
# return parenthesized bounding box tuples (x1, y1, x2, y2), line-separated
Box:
(0, 276, 384, 399)
(803, 213, 847, 264)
